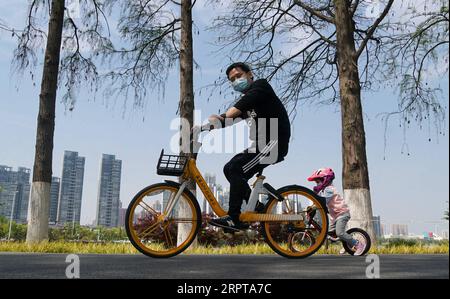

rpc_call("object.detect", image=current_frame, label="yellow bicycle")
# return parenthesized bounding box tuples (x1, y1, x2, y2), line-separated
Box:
(125, 132, 329, 258)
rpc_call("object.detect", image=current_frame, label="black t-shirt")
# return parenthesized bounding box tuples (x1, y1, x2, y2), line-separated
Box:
(233, 79, 291, 157)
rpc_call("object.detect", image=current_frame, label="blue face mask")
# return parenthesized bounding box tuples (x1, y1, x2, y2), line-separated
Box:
(231, 77, 250, 93)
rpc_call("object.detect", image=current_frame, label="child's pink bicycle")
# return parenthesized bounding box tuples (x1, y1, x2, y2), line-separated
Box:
(288, 205, 371, 256)
(325, 227, 371, 255)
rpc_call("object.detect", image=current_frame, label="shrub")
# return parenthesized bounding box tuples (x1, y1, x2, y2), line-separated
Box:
(0, 219, 27, 241)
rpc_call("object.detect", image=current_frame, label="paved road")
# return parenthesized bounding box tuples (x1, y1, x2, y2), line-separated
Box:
(0, 254, 448, 279)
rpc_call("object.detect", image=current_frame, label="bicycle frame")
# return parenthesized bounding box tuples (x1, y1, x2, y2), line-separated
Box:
(163, 156, 306, 223)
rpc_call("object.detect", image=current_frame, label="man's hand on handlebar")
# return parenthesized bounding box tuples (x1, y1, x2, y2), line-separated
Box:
(191, 124, 213, 135)
(190, 111, 233, 136)
(208, 114, 225, 124)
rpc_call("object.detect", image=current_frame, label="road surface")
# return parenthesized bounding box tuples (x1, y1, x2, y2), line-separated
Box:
(0, 253, 448, 279)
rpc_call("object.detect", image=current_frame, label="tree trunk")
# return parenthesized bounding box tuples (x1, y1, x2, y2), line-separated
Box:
(334, 0, 376, 243)
(26, 0, 65, 243)
(178, 0, 197, 247)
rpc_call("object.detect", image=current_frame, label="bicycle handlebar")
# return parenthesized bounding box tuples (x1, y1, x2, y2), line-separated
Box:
(187, 123, 214, 159)
(201, 123, 215, 132)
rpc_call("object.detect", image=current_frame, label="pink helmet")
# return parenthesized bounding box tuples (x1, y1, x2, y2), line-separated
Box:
(307, 168, 335, 194)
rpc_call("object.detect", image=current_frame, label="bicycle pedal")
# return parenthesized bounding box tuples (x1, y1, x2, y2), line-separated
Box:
(209, 221, 243, 233)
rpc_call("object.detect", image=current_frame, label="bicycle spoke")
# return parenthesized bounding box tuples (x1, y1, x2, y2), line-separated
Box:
(284, 200, 293, 214)
(137, 221, 161, 239)
(139, 202, 160, 216)
(163, 193, 176, 215)
(163, 226, 174, 248)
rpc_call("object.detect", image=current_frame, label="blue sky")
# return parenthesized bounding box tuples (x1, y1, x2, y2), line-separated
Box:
(0, 0, 448, 235)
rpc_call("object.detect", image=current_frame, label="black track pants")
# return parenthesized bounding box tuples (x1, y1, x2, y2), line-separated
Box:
(223, 141, 286, 221)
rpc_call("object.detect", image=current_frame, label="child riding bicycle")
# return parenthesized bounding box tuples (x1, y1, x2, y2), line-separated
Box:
(307, 168, 365, 256)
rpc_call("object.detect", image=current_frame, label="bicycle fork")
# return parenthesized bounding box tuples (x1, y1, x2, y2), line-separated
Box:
(162, 181, 188, 220)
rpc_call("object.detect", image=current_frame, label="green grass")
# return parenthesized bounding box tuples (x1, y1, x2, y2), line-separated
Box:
(0, 241, 138, 254)
(186, 243, 275, 255)
(0, 241, 448, 255)
(187, 243, 449, 255)
(370, 244, 449, 254)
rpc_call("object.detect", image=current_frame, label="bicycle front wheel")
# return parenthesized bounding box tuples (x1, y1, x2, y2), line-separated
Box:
(262, 185, 329, 259)
(126, 183, 201, 258)
(342, 228, 371, 256)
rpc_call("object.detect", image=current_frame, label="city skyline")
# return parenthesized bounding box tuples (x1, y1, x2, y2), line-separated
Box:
(2, 150, 124, 228)
(1, 158, 448, 237)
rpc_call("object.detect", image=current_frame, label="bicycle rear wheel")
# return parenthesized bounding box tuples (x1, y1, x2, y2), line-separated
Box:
(126, 183, 201, 258)
(262, 185, 329, 258)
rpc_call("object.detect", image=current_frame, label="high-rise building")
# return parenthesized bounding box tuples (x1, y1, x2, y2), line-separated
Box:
(202, 197, 207, 214)
(205, 173, 216, 186)
(216, 185, 224, 209)
(0, 178, 16, 220)
(294, 198, 303, 213)
(199, 173, 232, 215)
(49, 177, 61, 224)
(0, 166, 31, 223)
(12, 167, 30, 223)
(163, 190, 171, 213)
(151, 201, 162, 213)
(215, 185, 231, 212)
(381, 224, 386, 236)
(373, 215, 382, 238)
(57, 151, 85, 225)
(203, 173, 217, 215)
(96, 154, 122, 227)
(391, 224, 408, 237)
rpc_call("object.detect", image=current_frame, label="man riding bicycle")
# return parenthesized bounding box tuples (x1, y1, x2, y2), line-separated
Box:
(204, 62, 291, 232)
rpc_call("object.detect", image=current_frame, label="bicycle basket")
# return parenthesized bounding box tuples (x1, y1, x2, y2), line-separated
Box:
(156, 150, 189, 177)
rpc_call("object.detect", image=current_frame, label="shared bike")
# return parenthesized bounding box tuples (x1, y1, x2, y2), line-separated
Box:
(125, 130, 330, 258)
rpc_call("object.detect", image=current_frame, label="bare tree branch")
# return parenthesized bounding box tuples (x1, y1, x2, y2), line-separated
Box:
(355, 0, 394, 59)
(100, 0, 182, 110)
(9, 0, 113, 110)
(293, 0, 335, 23)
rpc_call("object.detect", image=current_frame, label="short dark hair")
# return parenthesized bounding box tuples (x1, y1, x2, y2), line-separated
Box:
(226, 62, 252, 79)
